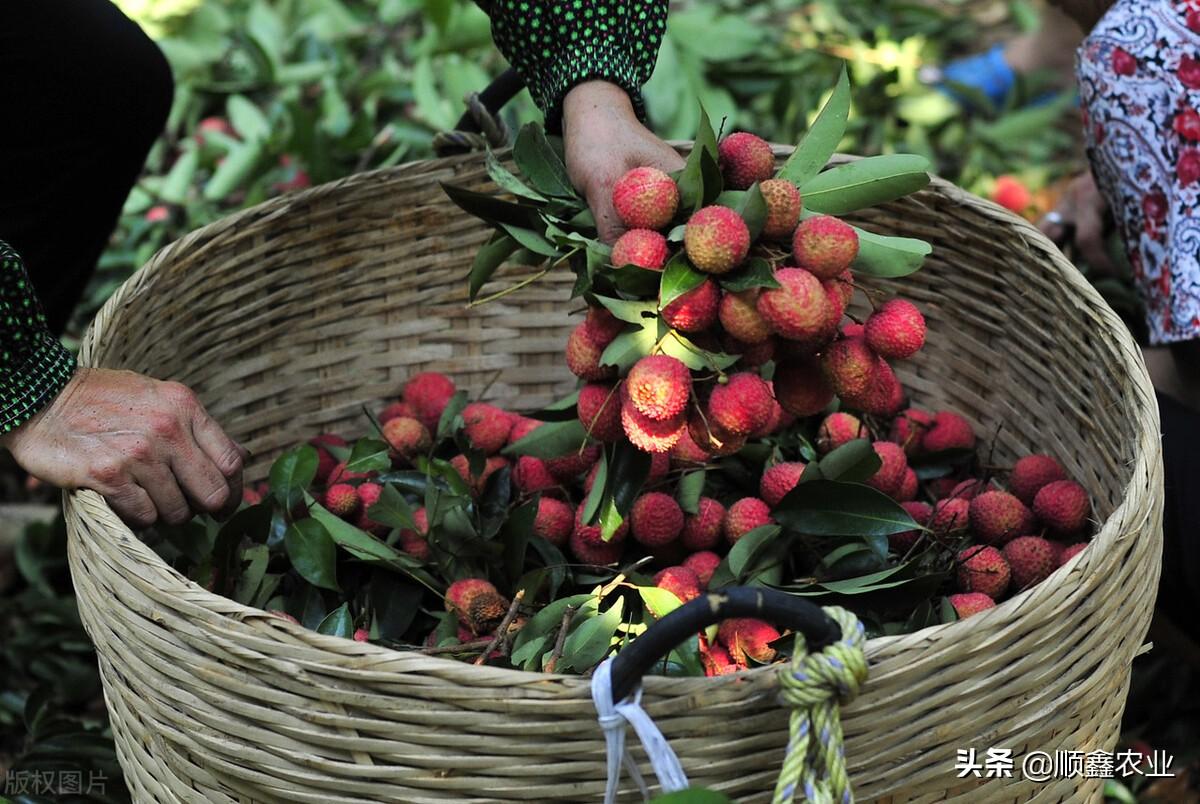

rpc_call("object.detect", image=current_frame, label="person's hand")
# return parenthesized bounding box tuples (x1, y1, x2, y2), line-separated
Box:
(1039, 171, 1117, 276)
(562, 81, 686, 244)
(0, 368, 246, 528)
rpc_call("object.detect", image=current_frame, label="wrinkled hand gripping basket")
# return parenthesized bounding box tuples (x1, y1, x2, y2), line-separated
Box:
(66, 147, 1163, 803)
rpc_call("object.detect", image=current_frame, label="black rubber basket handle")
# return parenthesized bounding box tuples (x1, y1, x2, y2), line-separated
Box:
(608, 587, 843, 701)
(452, 67, 525, 134)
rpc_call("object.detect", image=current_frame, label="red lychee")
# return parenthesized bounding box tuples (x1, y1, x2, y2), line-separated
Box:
(462, 403, 514, 455)
(446, 578, 499, 620)
(949, 592, 996, 619)
(647, 451, 672, 483)
(670, 428, 712, 468)
(577, 382, 623, 442)
(587, 306, 626, 343)
(718, 132, 775, 190)
(931, 497, 970, 533)
(848, 358, 905, 417)
(324, 483, 360, 519)
(243, 487, 263, 506)
(865, 299, 926, 360)
(654, 565, 702, 603)
(822, 337, 879, 399)
(683, 550, 722, 589)
(773, 357, 835, 417)
(512, 455, 558, 495)
(719, 289, 773, 344)
(957, 545, 1011, 600)
(611, 228, 669, 270)
(969, 491, 1035, 545)
(708, 372, 774, 437)
(403, 372, 457, 432)
(327, 460, 373, 485)
(310, 433, 348, 484)
(948, 478, 991, 501)
(991, 175, 1031, 214)
(379, 400, 418, 424)
(570, 513, 627, 565)
(684, 206, 751, 274)
(681, 497, 727, 551)
(533, 497, 574, 547)
(922, 411, 976, 453)
(792, 215, 859, 279)
(891, 500, 932, 553)
(718, 617, 780, 664)
(1033, 480, 1090, 536)
(1002, 535, 1057, 590)
(566, 320, 618, 381)
(701, 640, 740, 676)
(750, 387, 789, 438)
(686, 408, 746, 456)
(508, 417, 543, 445)
(546, 443, 602, 481)
(382, 416, 432, 461)
(630, 492, 685, 547)
(627, 355, 692, 421)
(355, 482, 387, 535)
(867, 441, 908, 498)
(896, 468, 919, 502)
(760, 178, 802, 240)
(621, 385, 686, 454)
(449, 454, 508, 495)
(1057, 542, 1088, 567)
(613, 166, 679, 230)
(1010, 454, 1067, 506)
(662, 279, 720, 333)
(760, 462, 806, 506)
(724, 497, 774, 544)
(399, 507, 430, 560)
(889, 408, 933, 456)
(756, 267, 831, 342)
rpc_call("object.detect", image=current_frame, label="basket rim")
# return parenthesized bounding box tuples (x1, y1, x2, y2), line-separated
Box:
(68, 144, 1162, 683)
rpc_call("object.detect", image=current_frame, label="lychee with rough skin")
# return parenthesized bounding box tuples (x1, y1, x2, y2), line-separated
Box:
(774, 357, 836, 417)
(508, 417, 543, 445)
(630, 492, 685, 547)
(831, 270, 855, 307)
(718, 132, 775, 190)
(570, 519, 627, 565)
(399, 507, 430, 560)
(587, 306, 626, 343)
(701, 640, 741, 676)
(992, 175, 1031, 214)
(848, 358, 905, 417)
(865, 299, 926, 360)
(310, 434, 348, 484)
(1002, 535, 1058, 590)
(822, 337, 879, 399)
(708, 372, 774, 436)
(670, 428, 712, 468)
(812, 277, 847, 348)
(353, 628, 370, 642)
(1057, 542, 1088, 567)
(1010, 454, 1067, 506)
(327, 460, 374, 485)
(868, 441, 909, 498)
(446, 578, 499, 620)
(896, 468, 919, 502)
(969, 491, 1035, 545)
(621, 388, 686, 453)
(681, 497, 727, 550)
(243, 487, 263, 506)
(685, 206, 751, 274)
(792, 215, 859, 279)
(382, 416, 432, 460)
(577, 382, 623, 442)
(718, 618, 781, 664)
(566, 321, 618, 381)
(1033, 480, 1091, 536)
(379, 400, 418, 424)
(546, 443, 601, 481)
(957, 545, 1011, 599)
(612, 229, 669, 270)
(403, 372, 457, 432)
(949, 592, 996, 619)
(752, 384, 793, 438)
(923, 411, 976, 453)
(686, 409, 746, 456)
(462, 403, 514, 455)
(760, 178, 802, 239)
(889, 409, 933, 456)
(466, 591, 510, 635)
(683, 550, 722, 589)
(533, 497, 574, 547)
(512, 455, 558, 495)
(355, 483, 387, 535)
(647, 451, 672, 484)
(324, 483, 360, 519)
(662, 279, 720, 333)
(891, 500, 932, 553)
(654, 565, 702, 603)
(948, 478, 991, 501)
(756, 267, 831, 342)
(841, 322, 865, 339)
(931, 497, 970, 533)
(627, 355, 692, 421)
(719, 289, 773, 344)
(724, 497, 774, 544)
(613, 166, 679, 230)
(449, 454, 508, 495)
(760, 462, 806, 506)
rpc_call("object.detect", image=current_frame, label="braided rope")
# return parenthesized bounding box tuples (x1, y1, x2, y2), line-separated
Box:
(772, 607, 868, 804)
(432, 92, 510, 156)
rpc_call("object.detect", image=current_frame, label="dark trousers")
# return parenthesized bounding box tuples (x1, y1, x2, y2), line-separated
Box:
(0, 0, 173, 334)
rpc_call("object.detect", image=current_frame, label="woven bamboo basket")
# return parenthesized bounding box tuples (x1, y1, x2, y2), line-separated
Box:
(65, 146, 1163, 803)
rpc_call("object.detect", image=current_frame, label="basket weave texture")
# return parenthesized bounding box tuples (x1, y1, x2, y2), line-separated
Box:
(65, 147, 1163, 803)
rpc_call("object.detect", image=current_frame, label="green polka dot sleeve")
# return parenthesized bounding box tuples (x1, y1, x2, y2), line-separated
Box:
(482, 0, 668, 131)
(0, 240, 75, 436)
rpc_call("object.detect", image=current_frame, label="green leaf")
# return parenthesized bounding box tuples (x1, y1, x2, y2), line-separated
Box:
(719, 257, 779, 292)
(503, 498, 538, 584)
(659, 252, 706, 309)
(367, 483, 416, 531)
(600, 325, 659, 373)
(499, 223, 560, 257)
(581, 449, 608, 525)
(813, 439, 880, 483)
(233, 544, 270, 605)
(513, 123, 575, 198)
(778, 66, 850, 186)
(204, 138, 264, 201)
(694, 104, 719, 160)
(650, 788, 733, 804)
(485, 149, 547, 202)
(560, 597, 624, 672)
(316, 603, 354, 638)
(227, 94, 270, 142)
(677, 470, 705, 514)
(510, 593, 594, 670)
(269, 445, 319, 507)
(852, 227, 932, 278)
(503, 419, 588, 459)
(640, 586, 685, 619)
(159, 145, 198, 204)
(733, 183, 768, 241)
(284, 519, 339, 591)
(676, 107, 723, 213)
(774, 481, 918, 537)
(368, 571, 422, 640)
(594, 295, 658, 324)
(800, 155, 931, 215)
(599, 443, 652, 541)
(307, 498, 442, 593)
(727, 525, 781, 578)
(441, 182, 542, 229)
(469, 233, 520, 300)
(346, 438, 392, 474)
(660, 329, 740, 371)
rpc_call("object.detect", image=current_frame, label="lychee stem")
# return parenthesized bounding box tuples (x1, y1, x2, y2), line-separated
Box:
(544, 604, 579, 674)
(473, 589, 526, 666)
(467, 266, 553, 308)
(420, 637, 495, 656)
(667, 330, 726, 379)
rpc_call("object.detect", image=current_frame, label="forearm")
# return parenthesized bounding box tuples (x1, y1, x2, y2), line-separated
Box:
(0, 240, 76, 438)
